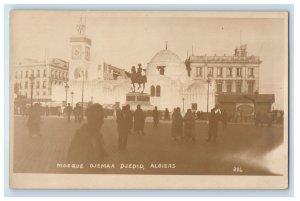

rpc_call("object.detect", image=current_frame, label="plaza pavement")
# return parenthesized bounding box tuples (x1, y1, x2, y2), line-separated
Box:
(12, 115, 284, 175)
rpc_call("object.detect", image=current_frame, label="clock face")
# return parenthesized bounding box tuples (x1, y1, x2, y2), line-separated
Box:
(72, 45, 81, 59)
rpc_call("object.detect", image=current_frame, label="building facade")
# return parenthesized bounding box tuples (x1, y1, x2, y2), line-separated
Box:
(185, 45, 261, 96)
(14, 58, 69, 104)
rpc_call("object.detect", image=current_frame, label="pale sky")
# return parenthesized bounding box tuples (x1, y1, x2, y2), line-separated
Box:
(10, 11, 287, 110)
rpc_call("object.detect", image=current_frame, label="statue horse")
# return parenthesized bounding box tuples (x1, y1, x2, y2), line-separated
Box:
(131, 70, 147, 93)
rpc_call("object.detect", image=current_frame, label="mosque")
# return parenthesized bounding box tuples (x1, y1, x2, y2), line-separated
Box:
(51, 17, 271, 116)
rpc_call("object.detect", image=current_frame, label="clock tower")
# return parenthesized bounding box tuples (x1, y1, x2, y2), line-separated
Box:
(69, 17, 91, 81)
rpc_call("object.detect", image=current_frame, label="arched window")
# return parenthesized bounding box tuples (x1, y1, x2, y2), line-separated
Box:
(150, 85, 155, 96)
(156, 85, 161, 97)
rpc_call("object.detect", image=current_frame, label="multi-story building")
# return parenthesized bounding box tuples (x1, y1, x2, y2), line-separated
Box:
(14, 58, 69, 104)
(185, 45, 261, 95)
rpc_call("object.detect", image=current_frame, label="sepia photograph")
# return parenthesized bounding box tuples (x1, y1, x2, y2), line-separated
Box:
(9, 10, 288, 189)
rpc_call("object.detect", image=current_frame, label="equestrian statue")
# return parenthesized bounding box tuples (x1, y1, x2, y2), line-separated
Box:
(130, 64, 147, 93)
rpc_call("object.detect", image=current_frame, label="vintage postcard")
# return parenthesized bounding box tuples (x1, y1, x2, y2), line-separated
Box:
(9, 10, 288, 189)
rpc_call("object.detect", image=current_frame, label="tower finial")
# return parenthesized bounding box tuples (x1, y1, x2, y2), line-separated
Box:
(76, 16, 86, 36)
(166, 41, 168, 50)
(192, 45, 194, 56)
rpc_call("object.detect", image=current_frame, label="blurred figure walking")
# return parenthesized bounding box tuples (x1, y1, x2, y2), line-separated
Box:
(183, 109, 196, 142)
(171, 107, 183, 141)
(65, 103, 73, 123)
(67, 104, 107, 170)
(27, 103, 42, 137)
(134, 105, 146, 135)
(152, 106, 159, 128)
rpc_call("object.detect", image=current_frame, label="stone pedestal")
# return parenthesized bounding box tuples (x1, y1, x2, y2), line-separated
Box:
(125, 92, 153, 110)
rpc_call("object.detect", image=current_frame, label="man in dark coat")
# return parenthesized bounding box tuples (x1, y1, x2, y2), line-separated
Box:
(171, 107, 183, 140)
(65, 103, 73, 123)
(207, 105, 221, 142)
(134, 105, 145, 135)
(66, 104, 106, 172)
(152, 106, 159, 128)
(27, 103, 42, 137)
(116, 106, 132, 151)
(183, 109, 196, 142)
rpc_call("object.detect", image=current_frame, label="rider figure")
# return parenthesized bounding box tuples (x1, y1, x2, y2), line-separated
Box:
(131, 66, 136, 74)
(137, 64, 142, 76)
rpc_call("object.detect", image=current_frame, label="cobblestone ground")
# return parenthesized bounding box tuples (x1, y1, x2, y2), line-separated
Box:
(13, 115, 284, 175)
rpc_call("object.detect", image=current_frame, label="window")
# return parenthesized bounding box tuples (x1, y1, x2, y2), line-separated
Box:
(248, 68, 254, 77)
(25, 81, 28, 89)
(55, 71, 58, 78)
(43, 91, 46, 96)
(248, 81, 254, 93)
(25, 71, 28, 78)
(20, 71, 23, 78)
(37, 70, 40, 77)
(31, 70, 34, 76)
(36, 81, 40, 89)
(226, 81, 232, 93)
(196, 67, 202, 77)
(59, 72, 61, 79)
(37, 91, 39, 96)
(216, 82, 222, 93)
(157, 66, 165, 75)
(43, 81, 46, 88)
(15, 71, 18, 78)
(207, 67, 213, 77)
(51, 70, 54, 78)
(236, 68, 242, 77)
(226, 67, 233, 77)
(19, 81, 22, 89)
(66, 73, 69, 80)
(150, 85, 155, 96)
(236, 81, 242, 93)
(217, 67, 223, 77)
(43, 69, 46, 77)
(156, 85, 161, 97)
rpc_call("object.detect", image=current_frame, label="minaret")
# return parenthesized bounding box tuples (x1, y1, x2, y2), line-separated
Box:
(69, 17, 92, 81)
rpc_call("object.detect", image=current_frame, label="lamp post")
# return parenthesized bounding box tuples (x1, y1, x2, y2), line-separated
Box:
(65, 82, 69, 106)
(71, 91, 74, 107)
(81, 70, 85, 118)
(206, 78, 211, 119)
(182, 97, 185, 113)
(29, 74, 35, 107)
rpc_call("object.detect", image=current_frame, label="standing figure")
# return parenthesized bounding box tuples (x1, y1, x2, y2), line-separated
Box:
(73, 103, 79, 123)
(221, 109, 227, 129)
(183, 109, 196, 142)
(133, 105, 146, 135)
(66, 104, 106, 172)
(207, 106, 220, 142)
(65, 103, 73, 123)
(164, 108, 170, 120)
(152, 106, 159, 128)
(27, 103, 42, 137)
(171, 108, 183, 140)
(126, 104, 134, 134)
(117, 105, 132, 151)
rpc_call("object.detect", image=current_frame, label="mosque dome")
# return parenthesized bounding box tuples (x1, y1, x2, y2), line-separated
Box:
(146, 47, 188, 81)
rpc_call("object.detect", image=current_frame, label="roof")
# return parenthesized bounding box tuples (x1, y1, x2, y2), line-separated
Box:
(187, 55, 261, 64)
(150, 49, 183, 64)
(217, 94, 275, 103)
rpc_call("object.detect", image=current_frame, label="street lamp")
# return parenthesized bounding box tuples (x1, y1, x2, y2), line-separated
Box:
(81, 70, 85, 119)
(29, 74, 35, 107)
(71, 91, 74, 107)
(182, 97, 185, 113)
(206, 78, 211, 119)
(65, 82, 69, 106)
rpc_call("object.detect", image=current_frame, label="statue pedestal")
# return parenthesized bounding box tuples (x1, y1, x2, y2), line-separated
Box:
(125, 92, 153, 110)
